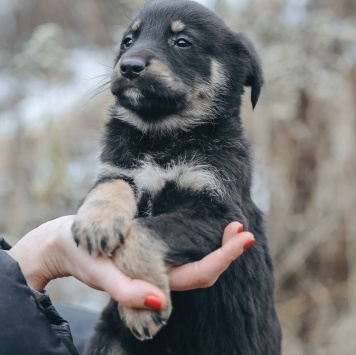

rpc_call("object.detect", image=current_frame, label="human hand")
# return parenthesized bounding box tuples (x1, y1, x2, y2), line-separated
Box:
(8, 216, 254, 309)
(169, 221, 255, 291)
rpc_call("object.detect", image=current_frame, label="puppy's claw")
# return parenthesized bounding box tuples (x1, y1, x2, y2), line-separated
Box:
(87, 236, 93, 255)
(118, 232, 124, 244)
(100, 236, 109, 253)
(143, 327, 152, 339)
(74, 236, 79, 247)
(132, 328, 142, 340)
(152, 313, 167, 327)
(131, 327, 153, 341)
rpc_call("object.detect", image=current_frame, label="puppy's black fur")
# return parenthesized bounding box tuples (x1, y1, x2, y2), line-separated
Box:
(80, 1, 281, 354)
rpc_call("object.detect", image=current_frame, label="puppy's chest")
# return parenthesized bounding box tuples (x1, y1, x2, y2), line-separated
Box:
(99, 152, 225, 214)
(139, 154, 223, 192)
(132, 156, 223, 216)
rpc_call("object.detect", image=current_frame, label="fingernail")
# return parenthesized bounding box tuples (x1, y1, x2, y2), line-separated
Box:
(144, 295, 162, 310)
(237, 224, 244, 233)
(243, 238, 255, 250)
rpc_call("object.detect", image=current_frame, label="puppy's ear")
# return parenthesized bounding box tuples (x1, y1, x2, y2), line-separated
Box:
(233, 33, 263, 109)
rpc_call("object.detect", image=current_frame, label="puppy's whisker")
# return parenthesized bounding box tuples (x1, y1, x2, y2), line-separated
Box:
(96, 61, 114, 70)
(89, 82, 110, 97)
(86, 81, 111, 102)
(83, 73, 112, 82)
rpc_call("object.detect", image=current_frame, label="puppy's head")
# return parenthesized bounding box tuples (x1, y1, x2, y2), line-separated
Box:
(111, 0, 263, 134)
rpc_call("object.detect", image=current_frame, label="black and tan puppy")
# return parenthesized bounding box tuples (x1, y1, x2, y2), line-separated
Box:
(73, 0, 281, 354)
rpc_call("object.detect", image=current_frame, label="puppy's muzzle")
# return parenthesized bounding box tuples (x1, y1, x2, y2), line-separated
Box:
(120, 57, 146, 80)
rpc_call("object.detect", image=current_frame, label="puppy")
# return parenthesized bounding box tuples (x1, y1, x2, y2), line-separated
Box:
(73, 1, 281, 354)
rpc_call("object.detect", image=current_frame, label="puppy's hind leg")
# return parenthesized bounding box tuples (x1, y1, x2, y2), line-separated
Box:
(114, 220, 172, 341)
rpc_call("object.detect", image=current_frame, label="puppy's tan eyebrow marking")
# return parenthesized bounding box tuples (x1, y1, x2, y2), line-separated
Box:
(132, 19, 141, 31)
(171, 20, 185, 32)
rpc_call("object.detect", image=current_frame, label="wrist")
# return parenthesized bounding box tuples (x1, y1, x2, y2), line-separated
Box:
(8, 222, 65, 291)
(8, 240, 51, 291)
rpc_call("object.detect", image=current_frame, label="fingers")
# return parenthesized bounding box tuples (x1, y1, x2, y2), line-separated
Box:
(169, 224, 255, 291)
(222, 221, 244, 244)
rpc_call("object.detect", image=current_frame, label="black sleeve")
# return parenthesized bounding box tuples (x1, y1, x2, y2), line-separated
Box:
(0, 244, 80, 355)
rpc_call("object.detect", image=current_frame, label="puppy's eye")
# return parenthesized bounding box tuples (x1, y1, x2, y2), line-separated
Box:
(122, 37, 134, 49)
(174, 38, 192, 48)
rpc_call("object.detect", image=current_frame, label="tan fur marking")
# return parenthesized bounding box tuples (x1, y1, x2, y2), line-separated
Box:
(131, 19, 141, 32)
(148, 59, 186, 91)
(72, 180, 137, 255)
(171, 20, 185, 32)
(210, 59, 227, 92)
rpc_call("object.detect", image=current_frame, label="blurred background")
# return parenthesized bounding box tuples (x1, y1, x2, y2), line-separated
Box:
(1, 0, 355, 354)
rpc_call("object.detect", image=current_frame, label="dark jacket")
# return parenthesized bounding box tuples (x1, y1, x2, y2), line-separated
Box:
(0, 236, 79, 355)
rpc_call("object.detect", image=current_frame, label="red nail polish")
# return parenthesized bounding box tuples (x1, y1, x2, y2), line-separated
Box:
(237, 224, 244, 233)
(243, 239, 255, 250)
(144, 295, 163, 310)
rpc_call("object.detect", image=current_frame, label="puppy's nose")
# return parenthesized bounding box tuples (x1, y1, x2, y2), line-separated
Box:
(120, 58, 146, 80)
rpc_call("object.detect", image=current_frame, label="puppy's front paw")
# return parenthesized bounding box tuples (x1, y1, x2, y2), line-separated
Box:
(72, 180, 137, 256)
(114, 221, 172, 340)
(72, 214, 129, 256)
